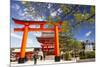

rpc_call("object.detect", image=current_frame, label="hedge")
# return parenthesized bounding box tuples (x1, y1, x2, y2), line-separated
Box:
(79, 51, 95, 59)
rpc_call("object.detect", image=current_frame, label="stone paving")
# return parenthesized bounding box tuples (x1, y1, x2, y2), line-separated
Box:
(11, 55, 95, 67)
(11, 60, 76, 67)
(11, 55, 76, 67)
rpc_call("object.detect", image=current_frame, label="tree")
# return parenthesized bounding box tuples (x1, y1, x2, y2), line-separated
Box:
(66, 39, 82, 57)
(20, 1, 94, 54)
(20, 1, 94, 48)
(60, 5, 95, 24)
(59, 32, 74, 51)
(20, 1, 95, 31)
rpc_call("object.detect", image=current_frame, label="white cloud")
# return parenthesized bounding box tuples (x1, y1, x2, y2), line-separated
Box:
(79, 40, 84, 42)
(11, 32, 41, 48)
(86, 31, 92, 37)
(57, 8, 62, 13)
(48, 3, 51, 9)
(11, 32, 32, 44)
(57, 8, 62, 15)
(32, 32, 42, 37)
(35, 16, 45, 21)
(11, 32, 22, 39)
(16, 4, 20, 10)
(50, 8, 62, 17)
(12, 4, 20, 10)
(50, 11, 57, 17)
(18, 7, 45, 21)
(29, 25, 40, 28)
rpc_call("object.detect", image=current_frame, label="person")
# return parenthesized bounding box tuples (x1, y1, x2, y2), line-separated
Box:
(38, 50, 43, 61)
(43, 52, 46, 60)
(24, 55, 28, 62)
(61, 51, 64, 60)
(33, 51, 38, 64)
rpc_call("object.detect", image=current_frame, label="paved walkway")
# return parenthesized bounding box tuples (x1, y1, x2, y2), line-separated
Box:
(11, 55, 77, 66)
(77, 58, 95, 63)
(11, 60, 76, 67)
(11, 55, 95, 67)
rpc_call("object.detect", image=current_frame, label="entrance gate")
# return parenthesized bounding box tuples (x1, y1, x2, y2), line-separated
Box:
(12, 18, 62, 63)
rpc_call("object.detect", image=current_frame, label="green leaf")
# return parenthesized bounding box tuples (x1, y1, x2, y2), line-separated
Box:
(62, 21, 70, 32)
(90, 6, 95, 14)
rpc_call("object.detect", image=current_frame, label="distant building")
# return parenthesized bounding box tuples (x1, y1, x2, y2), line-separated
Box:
(37, 32, 55, 55)
(10, 42, 42, 62)
(84, 40, 95, 52)
(10, 47, 34, 62)
(10, 32, 55, 62)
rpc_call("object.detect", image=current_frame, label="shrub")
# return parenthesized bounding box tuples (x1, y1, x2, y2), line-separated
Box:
(64, 52, 72, 60)
(79, 51, 86, 59)
(79, 51, 95, 59)
(86, 51, 95, 58)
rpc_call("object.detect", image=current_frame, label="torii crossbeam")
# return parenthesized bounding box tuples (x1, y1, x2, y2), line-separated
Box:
(13, 18, 62, 63)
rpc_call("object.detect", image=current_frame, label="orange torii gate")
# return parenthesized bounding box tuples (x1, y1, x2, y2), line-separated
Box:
(12, 18, 62, 63)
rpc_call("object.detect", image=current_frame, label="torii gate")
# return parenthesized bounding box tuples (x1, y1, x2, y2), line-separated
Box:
(12, 18, 62, 63)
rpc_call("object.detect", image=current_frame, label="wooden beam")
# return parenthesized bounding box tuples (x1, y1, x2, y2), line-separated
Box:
(14, 28, 62, 32)
(12, 18, 62, 25)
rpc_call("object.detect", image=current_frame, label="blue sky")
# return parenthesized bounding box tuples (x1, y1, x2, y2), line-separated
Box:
(10, 1, 95, 48)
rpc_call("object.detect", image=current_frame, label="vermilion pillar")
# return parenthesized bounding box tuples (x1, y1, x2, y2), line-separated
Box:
(54, 25, 60, 62)
(19, 25, 29, 63)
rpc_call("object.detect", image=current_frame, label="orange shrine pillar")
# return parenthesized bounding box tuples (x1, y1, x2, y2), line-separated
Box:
(54, 25, 60, 62)
(18, 25, 29, 63)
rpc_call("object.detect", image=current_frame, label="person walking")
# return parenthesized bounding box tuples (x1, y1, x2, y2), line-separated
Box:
(38, 50, 43, 61)
(61, 51, 64, 60)
(33, 51, 38, 65)
(43, 52, 46, 60)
